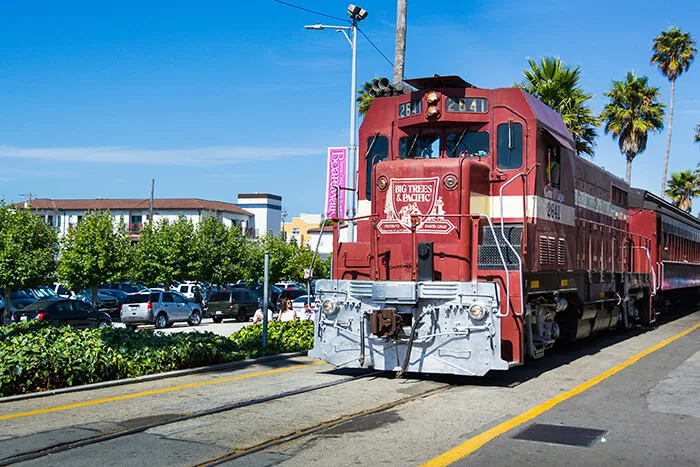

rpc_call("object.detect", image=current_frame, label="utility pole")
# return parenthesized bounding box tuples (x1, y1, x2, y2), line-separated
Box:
(393, 0, 407, 84)
(149, 179, 154, 225)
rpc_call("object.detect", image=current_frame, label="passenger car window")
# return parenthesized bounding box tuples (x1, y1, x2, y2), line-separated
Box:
(54, 301, 72, 313)
(365, 135, 388, 200)
(232, 291, 243, 301)
(172, 294, 185, 304)
(497, 122, 523, 169)
(162, 293, 174, 303)
(179, 285, 188, 293)
(73, 301, 92, 313)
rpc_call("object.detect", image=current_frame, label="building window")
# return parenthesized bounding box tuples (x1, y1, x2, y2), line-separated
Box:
(292, 228, 300, 235)
(497, 121, 523, 170)
(47, 215, 54, 227)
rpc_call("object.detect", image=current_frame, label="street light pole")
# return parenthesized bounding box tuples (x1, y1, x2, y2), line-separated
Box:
(305, 5, 367, 243)
(348, 18, 358, 242)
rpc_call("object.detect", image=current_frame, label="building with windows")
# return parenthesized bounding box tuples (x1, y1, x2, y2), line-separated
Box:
(19, 198, 255, 239)
(307, 223, 350, 259)
(283, 213, 323, 247)
(236, 193, 282, 237)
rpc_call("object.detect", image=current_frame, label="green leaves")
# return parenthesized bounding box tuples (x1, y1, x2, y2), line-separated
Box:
(0, 320, 314, 397)
(515, 57, 600, 157)
(0, 201, 59, 324)
(57, 210, 131, 296)
(651, 27, 696, 83)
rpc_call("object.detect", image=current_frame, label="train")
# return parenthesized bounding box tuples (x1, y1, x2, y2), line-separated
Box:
(309, 75, 700, 376)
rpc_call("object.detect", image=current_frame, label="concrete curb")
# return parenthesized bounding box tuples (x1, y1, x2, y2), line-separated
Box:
(0, 351, 309, 404)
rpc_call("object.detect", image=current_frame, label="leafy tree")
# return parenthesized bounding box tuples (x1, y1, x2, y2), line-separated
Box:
(600, 73, 666, 185)
(194, 215, 228, 285)
(665, 170, 700, 213)
(651, 27, 697, 196)
(515, 57, 599, 156)
(132, 216, 197, 289)
(0, 201, 59, 324)
(58, 210, 131, 309)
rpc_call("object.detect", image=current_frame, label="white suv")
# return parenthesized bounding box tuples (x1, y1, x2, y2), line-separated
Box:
(121, 290, 202, 329)
(177, 283, 202, 300)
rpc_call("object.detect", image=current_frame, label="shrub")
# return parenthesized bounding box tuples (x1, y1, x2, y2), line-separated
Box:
(0, 319, 314, 397)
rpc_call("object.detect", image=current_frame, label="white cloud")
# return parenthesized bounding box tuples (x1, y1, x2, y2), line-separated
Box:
(0, 145, 322, 166)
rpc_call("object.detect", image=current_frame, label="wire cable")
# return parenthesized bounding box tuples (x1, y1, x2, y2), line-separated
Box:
(272, 0, 350, 23)
(357, 27, 395, 70)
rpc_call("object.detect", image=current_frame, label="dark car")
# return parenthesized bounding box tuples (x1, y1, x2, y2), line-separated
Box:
(276, 288, 307, 310)
(205, 289, 258, 323)
(99, 289, 129, 306)
(13, 299, 112, 328)
(0, 290, 38, 312)
(74, 290, 121, 319)
(99, 282, 148, 294)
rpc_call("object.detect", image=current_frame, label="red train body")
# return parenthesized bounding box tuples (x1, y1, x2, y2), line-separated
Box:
(310, 76, 700, 375)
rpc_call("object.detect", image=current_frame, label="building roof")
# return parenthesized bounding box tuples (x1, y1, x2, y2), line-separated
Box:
(238, 193, 282, 201)
(16, 198, 253, 216)
(307, 224, 348, 233)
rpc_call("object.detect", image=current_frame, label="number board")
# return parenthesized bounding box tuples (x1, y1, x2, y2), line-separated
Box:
(445, 97, 488, 113)
(398, 100, 422, 118)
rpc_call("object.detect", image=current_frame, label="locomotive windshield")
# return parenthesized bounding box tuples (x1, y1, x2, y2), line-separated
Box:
(446, 131, 489, 157)
(399, 134, 440, 159)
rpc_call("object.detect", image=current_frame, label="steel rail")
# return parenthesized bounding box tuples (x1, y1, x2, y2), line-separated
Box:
(0, 371, 382, 466)
(199, 384, 453, 466)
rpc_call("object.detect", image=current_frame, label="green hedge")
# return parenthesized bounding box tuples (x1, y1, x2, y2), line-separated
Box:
(0, 320, 314, 397)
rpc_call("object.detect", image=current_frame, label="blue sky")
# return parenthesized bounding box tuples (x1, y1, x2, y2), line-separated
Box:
(1, 0, 698, 218)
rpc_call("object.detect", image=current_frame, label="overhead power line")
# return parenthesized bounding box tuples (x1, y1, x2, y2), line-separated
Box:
(357, 27, 395, 71)
(272, 0, 350, 23)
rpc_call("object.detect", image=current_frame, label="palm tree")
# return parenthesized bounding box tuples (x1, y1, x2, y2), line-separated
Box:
(393, 0, 407, 84)
(665, 170, 700, 213)
(515, 57, 599, 156)
(651, 27, 697, 197)
(696, 124, 700, 144)
(357, 77, 390, 116)
(600, 73, 666, 185)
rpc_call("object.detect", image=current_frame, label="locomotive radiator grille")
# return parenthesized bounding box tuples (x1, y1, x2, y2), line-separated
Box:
(478, 224, 522, 270)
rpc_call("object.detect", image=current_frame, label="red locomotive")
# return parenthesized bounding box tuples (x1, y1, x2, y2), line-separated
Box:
(310, 75, 700, 376)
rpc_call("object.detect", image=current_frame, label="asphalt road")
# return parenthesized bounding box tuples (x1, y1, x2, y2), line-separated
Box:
(1, 310, 698, 467)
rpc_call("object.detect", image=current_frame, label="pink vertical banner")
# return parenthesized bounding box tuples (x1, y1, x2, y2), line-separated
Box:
(324, 147, 347, 219)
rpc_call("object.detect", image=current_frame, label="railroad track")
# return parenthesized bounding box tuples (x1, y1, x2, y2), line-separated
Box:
(0, 370, 387, 466)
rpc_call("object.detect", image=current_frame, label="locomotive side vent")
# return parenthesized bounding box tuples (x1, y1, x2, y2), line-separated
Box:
(478, 224, 522, 270)
(558, 238, 566, 266)
(538, 235, 557, 265)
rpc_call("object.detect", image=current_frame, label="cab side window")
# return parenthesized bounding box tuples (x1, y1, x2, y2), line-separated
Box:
(497, 122, 523, 170)
(547, 146, 561, 188)
(365, 135, 388, 200)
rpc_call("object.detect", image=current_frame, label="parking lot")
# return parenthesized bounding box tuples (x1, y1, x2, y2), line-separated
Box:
(112, 317, 254, 337)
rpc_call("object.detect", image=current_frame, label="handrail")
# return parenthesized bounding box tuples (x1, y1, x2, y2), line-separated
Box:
(498, 173, 526, 317)
(633, 246, 657, 296)
(410, 212, 513, 318)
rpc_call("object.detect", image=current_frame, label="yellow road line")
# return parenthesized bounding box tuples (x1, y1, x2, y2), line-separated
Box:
(0, 361, 324, 421)
(421, 321, 700, 467)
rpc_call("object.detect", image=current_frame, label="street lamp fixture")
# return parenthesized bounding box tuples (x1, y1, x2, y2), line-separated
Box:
(304, 4, 368, 242)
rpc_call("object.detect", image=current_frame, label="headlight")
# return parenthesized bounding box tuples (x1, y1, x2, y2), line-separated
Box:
(321, 299, 338, 315)
(468, 304, 486, 320)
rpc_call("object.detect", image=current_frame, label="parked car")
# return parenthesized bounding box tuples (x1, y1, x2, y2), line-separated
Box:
(120, 290, 202, 330)
(26, 286, 61, 301)
(0, 290, 38, 310)
(274, 281, 300, 290)
(12, 299, 112, 328)
(74, 290, 121, 319)
(205, 289, 258, 323)
(276, 288, 306, 311)
(177, 283, 203, 300)
(291, 295, 316, 319)
(99, 289, 129, 306)
(99, 282, 148, 294)
(52, 283, 72, 298)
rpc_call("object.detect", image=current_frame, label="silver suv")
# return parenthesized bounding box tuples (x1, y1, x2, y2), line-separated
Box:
(120, 290, 202, 329)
